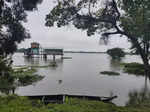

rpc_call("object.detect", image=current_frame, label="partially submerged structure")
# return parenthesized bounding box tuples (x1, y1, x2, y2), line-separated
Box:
(24, 42, 63, 61)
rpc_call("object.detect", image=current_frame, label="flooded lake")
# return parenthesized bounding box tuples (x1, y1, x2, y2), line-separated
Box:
(13, 53, 150, 106)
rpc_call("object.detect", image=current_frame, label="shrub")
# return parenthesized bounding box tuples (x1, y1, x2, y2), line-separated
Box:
(121, 62, 145, 75)
(107, 48, 125, 59)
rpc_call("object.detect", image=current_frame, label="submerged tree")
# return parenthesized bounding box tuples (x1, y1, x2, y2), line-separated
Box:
(45, 0, 150, 76)
(107, 48, 125, 59)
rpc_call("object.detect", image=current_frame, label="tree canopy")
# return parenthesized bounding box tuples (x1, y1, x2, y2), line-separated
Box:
(0, 0, 44, 93)
(0, 0, 43, 56)
(107, 48, 125, 59)
(45, 0, 150, 75)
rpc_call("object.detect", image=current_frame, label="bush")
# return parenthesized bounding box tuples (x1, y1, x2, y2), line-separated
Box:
(107, 48, 125, 59)
(121, 62, 145, 75)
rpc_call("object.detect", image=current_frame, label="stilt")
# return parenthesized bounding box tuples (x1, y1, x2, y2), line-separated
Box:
(43, 54, 47, 59)
(61, 55, 63, 59)
(53, 55, 56, 62)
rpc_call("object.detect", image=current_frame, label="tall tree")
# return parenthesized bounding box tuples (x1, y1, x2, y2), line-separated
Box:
(0, 0, 44, 77)
(45, 0, 150, 75)
(0, 0, 29, 56)
(0, 0, 43, 56)
(0, 0, 44, 93)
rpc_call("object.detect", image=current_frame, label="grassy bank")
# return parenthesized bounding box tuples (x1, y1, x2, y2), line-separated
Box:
(0, 95, 150, 112)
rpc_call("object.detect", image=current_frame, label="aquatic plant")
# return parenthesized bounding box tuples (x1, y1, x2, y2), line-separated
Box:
(121, 62, 145, 76)
(100, 71, 120, 76)
(0, 65, 44, 94)
(49, 62, 58, 67)
(12, 67, 44, 86)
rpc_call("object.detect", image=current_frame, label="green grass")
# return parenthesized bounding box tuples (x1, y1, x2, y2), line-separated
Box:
(0, 95, 150, 112)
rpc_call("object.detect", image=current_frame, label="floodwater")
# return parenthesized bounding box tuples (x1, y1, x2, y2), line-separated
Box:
(13, 53, 150, 106)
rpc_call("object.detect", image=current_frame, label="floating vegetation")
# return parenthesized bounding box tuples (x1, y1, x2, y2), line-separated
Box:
(14, 63, 58, 69)
(13, 67, 37, 74)
(49, 62, 57, 67)
(62, 57, 72, 59)
(100, 71, 120, 76)
(17, 74, 44, 86)
(30, 65, 50, 68)
(12, 67, 44, 86)
(120, 62, 145, 76)
(0, 66, 44, 94)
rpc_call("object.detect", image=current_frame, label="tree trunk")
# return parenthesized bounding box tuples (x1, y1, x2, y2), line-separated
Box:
(128, 36, 150, 76)
(138, 51, 150, 77)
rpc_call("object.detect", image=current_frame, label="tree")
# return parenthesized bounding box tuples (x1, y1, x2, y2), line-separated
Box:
(0, 0, 29, 56)
(0, 57, 43, 94)
(107, 48, 125, 59)
(0, 0, 43, 56)
(45, 0, 150, 76)
(0, 0, 44, 93)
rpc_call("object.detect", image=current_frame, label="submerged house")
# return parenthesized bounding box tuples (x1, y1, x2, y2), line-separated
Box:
(24, 42, 40, 56)
(44, 48, 63, 55)
(24, 42, 63, 59)
(31, 42, 40, 55)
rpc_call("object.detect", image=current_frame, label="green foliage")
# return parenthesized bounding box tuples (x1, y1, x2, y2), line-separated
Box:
(0, 95, 49, 112)
(0, 56, 12, 73)
(45, 0, 150, 75)
(121, 62, 145, 75)
(0, 57, 44, 94)
(0, 0, 44, 56)
(0, 96, 150, 112)
(118, 0, 150, 55)
(0, 0, 30, 56)
(125, 81, 150, 108)
(107, 48, 125, 59)
(100, 71, 120, 76)
(49, 62, 57, 67)
(13, 67, 43, 86)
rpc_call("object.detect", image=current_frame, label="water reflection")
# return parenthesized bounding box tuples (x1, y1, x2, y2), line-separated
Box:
(58, 79, 63, 85)
(24, 57, 40, 65)
(24, 56, 64, 69)
(126, 76, 150, 106)
(14, 53, 148, 106)
(110, 59, 122, 71)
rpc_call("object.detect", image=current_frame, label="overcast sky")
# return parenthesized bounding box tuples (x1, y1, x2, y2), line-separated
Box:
(19, 0, 130, 52)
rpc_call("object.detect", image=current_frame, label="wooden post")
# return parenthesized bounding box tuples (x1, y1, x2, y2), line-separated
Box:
(43, 54, 47, 59)
(61, 54, 63, 60)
